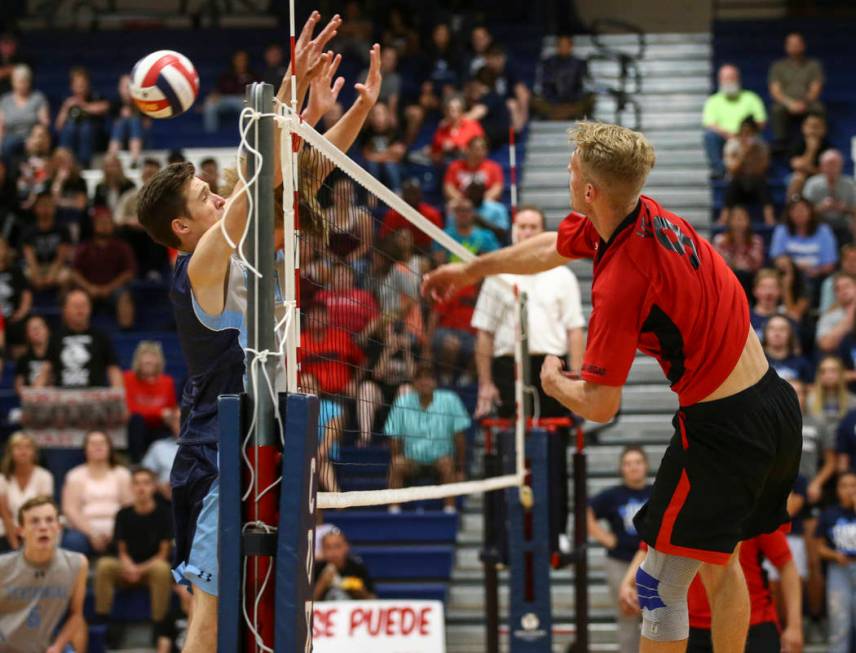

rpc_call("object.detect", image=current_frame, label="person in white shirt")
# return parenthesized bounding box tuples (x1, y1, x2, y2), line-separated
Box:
(472, 205, 586, 419)
(0, 431, 54, 551)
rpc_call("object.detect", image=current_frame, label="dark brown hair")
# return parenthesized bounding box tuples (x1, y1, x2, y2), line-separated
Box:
(137, 162, 195, 249)
(18, 495, 59, 525)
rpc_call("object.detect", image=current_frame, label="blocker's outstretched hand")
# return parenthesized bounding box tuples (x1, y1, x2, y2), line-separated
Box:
(355, 43, 382, 107)
(278, 11, 341, 104)
(304, 51, 344, 125)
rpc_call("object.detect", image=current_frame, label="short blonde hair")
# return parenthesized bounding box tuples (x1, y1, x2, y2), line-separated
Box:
(132, 341, 165, 376)
(568, 121, 656, 205)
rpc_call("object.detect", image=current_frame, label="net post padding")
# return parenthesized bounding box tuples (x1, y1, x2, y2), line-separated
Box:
(279, 108, 527, 510)
(274, 392, 319, 653)
(278, 108, 299, 394)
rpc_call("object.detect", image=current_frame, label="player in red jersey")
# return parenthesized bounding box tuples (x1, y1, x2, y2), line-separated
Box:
(422, 121, 802, 653)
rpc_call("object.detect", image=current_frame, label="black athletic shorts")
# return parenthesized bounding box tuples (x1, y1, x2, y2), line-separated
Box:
(634, 368, 802, 564)
(688, 621, 780, 653)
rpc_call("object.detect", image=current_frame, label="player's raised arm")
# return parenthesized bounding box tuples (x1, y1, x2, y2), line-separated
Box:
(421, 231, 569, 302)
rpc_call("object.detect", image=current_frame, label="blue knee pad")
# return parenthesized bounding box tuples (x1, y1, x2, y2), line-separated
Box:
(637, 548, 701, 642)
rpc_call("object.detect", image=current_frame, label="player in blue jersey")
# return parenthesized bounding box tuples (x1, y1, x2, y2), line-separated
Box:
(136, 13, 382, 651)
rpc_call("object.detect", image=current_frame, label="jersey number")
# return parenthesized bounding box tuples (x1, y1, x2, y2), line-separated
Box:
(653, 216, 700, 270)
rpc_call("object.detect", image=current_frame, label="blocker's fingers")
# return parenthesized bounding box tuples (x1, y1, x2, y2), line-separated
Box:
(296, 10, 320, 48)
(311, 13, 341, 51)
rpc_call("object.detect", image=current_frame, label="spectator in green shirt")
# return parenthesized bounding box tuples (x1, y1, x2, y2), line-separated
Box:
(768, 32, 825, 146)
(385, 364, 471, 513)
(702, 64, 767, 178)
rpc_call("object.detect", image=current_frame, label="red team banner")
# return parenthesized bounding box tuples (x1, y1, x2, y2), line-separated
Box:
(312, 600, 445, 652)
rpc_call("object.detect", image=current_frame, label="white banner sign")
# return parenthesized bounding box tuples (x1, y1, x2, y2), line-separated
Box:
(312, 600, 445, 652)
(20, 387, 128, 448)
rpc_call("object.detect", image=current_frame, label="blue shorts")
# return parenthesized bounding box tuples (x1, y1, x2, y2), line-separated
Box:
(170, 442, 219, 596)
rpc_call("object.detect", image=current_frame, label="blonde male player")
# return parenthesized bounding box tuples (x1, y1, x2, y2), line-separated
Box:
(423, 121, 802, 653)
(136, 12, 382, 652)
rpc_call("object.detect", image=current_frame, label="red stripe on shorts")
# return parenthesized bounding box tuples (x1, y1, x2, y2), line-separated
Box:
(654, 411, 731, 565)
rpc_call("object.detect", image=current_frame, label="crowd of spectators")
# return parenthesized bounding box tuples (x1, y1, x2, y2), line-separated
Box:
(701, 28, 856, 651)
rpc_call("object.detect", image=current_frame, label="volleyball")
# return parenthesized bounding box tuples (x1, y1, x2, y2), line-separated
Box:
(129, 50, 199, 119)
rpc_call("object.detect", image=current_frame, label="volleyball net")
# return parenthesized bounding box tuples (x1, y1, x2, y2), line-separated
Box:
(279, 105, 527, 510)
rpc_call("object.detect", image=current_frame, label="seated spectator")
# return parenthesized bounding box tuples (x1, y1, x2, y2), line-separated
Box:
(379, 178, 443, 255)
(198, 157, 220, 195)
(0, 496, 88, 653)
(114, 157, 169, 278)
(787, 112, 831, 198)
(141, 408, 179, 502)
(12, 122, 51, 213)
(465, 25, 494, 79)
(385, 364, 471, 512)
(763, 315, 811, 382)
(0, 64, 48, 159)
(804, 149, 856, 244)
(93, 153, 136, 214)
(124, 341, 177, 462)
(0, 432, 54, 552)
(312, 528, 376, 601)
(93, 467, 172, 645)
(61, 430, 132, 555)
(815, 472, 856, 653)
(14, 314, 50, 394)
(260, 42, 287, 88)
(0, 159, 15, 240)
(357, 321, 416, 445)
(107, 74, 147, 168)
(789, 380, 837, 508)
(326, 177, 373, 278)
(360, 102, 405, 192)
(770, 198, 837, 283)
(531, 34, 593, 121)
(466, 181, 510, 243)
(424, 22, 464, 99)
(428, 281, 479, 385)
(363, 234, 423, 343)
(483, 43, 530, 132)
(300, 372, 342, 491)
(768, 32, 825, 148)
(587, 446, 651, 653)
(315, 261, 379, 339)
(464, 66, 512, 148)
(720, 117, 773, 225)
(21, 190, 72, 293)
(0, 236, 32, 355)
(299, 302, 365, 397)
(816, 272, 856, 354)
(431, 95, 485, 165)
(54, 66, 109, 167)
(435, 196, 500, 266)
(750, 268, 787, 338)
(823, 245, 856, 314)
(48, 146, 88, 232)
(41, 288, 124, 388)
(809, 356, 856, 434)
(204, 50, 259, 133)
(443, 135, 504, 203)
(71, 206, 136, 328)
(712, 205, 764, 292)
(0, 33, 24, 96)
(772, 254, 811, 325)
(702, 64, 766, 179)
(333, 0, 373, 64)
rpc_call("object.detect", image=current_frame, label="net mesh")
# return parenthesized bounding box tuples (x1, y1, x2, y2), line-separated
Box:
(281, 110, 525, 510)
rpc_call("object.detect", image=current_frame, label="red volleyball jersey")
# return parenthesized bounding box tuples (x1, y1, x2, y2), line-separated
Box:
(687, 531, 791, 629)
(556, 195, 750, 406)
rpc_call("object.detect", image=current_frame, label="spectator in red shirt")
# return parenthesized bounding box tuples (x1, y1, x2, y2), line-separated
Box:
(443, 135, 504, 203)
(203, 50, 259, 133)
(123, 341, 177, 462)
(428, 284, 479, 385)
(315, 261, 379, 338)
(379, 179, 443, 254)
(71, 206, 137, 329)
(299, 303, 366, 397)
(431, 95, 484, 165)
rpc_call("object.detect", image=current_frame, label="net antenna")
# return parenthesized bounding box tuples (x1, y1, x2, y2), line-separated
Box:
(276, 104, 527, 511)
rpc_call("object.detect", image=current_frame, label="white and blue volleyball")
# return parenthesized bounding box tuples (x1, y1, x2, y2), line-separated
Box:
(129, 50, 199, 119)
